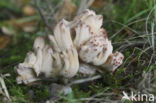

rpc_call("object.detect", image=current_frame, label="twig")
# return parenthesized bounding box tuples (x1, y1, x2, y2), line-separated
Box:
(0, 74, 11, 102)
(34, 0, 53, 31)
(68, 75, 101, 86)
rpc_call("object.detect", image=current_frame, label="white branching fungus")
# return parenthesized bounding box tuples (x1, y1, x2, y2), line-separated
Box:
(15, 37, 53, 84)
(74, 22, 92, 48)
(15, 9, 124, 84)
(15, 20, 79, 84)
(72, 9, 103, 34)
(103, 51, 124, 72)
(16, 64, 39, 84)
(48, 19, 79, 78)
(79, 63, 96, 76)
(79, 34, 113, 66)
(72, 9, 124, 71)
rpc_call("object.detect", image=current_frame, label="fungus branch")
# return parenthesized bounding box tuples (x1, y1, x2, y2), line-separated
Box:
(15, 9, 124, 85)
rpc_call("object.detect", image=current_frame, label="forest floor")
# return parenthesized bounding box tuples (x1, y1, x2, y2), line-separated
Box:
(0, 0, 156, 103)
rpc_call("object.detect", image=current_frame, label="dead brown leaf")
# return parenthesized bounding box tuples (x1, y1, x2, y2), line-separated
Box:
(125, 28, 133, 36)
(55, 0, 77, 21)
(131, 56, 138, 63)
(1, 16, 37, 34)
(113, 88, 120, 94)
(0, 35, 11, 50)
(91, 0, 109, 8)
(23, 5, 36, 16)
(12, 18, 37, 33)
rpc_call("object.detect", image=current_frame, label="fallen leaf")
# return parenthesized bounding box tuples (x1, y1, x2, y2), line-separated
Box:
(113, 88, 120, 94)
(23, 5, 36, 16)
(0, 35, 11, 50)
(55, 0, 77, 21)
(13, 18, 37, 33)
(1, 16, 38, 34)
(91, 0, 109, 8)
(131, 56, 137, 63)
(125, 28, 133, 36)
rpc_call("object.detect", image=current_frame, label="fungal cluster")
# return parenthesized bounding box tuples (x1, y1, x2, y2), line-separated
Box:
(15, 9, 124, 84)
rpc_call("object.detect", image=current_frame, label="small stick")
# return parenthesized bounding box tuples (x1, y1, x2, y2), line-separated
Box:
(0, 75, 11, 102)
(68, 75, 101, 86)
(34, 0, 53, 31)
